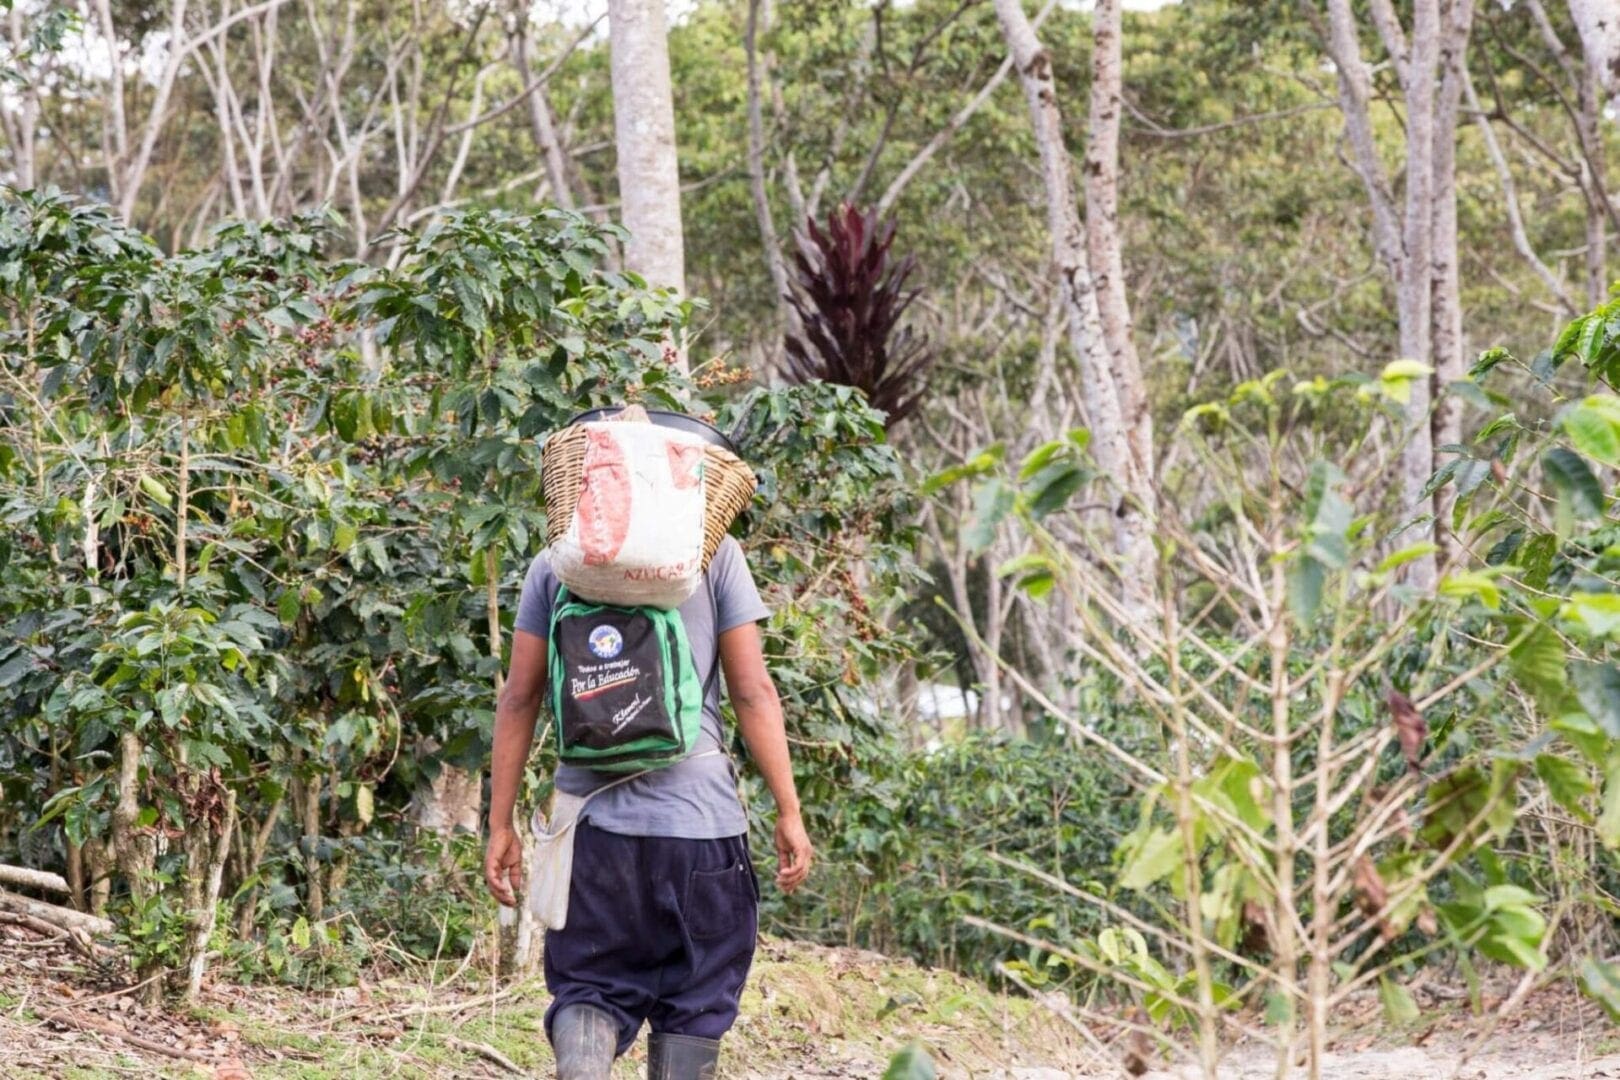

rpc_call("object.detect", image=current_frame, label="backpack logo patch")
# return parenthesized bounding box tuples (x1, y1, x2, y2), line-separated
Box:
(588, 625, 624, 659)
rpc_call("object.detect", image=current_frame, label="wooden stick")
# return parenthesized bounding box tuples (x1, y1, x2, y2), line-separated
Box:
(0, 909, 106, 959)
(0, 889, 113, 937)
(0, 910, 72, 941)
(447, 1036, 525, 1075)
(0, 864, 70, 895)
(39, 1010, 214, 1063)
(328, 985, 519, 1027)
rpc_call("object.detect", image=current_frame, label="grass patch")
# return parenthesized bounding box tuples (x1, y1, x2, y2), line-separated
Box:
(4, 937, 1085, 1078)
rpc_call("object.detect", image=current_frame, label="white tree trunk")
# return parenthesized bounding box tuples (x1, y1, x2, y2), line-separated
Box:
(3, 6, 40, 189)
(1430, 0, 1474, 571)
(1393, 0, 1440, 591)
(511, 5, 576, 210)
(1324, 0, 1467, 590)
(745, 0, 791, 343)
(1570, 0, 1620, 106)
(1581, 62, 1609, 307)
(994, 0, 1156, 625)
(608, 0, 686, 301)
(1085, 0, 1153, 485)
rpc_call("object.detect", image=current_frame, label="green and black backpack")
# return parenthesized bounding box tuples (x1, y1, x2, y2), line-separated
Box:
(547, 581, 718, 774)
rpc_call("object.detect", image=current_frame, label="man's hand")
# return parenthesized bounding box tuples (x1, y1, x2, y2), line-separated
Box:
(484, 825, 524, 907)
(774, 811, 813, 894)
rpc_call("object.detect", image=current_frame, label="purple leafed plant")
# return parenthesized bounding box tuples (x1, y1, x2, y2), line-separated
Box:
(782, 203, 934, 426)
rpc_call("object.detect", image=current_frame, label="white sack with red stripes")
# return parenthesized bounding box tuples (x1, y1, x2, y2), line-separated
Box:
(549, 420, 708, 609)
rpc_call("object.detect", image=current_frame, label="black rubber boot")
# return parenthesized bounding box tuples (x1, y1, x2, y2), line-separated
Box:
(646, 1032, 721, 1080)
(551, 1003, 617, 1080)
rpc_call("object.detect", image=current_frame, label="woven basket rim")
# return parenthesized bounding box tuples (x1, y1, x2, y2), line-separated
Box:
(560, 408, 741, 456)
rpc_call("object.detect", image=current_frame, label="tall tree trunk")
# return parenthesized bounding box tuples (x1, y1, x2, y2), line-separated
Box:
(110, 732, 160, 1005)
(1429, 0, 1474, 570)
(1085, 0, 1153, 483)
(993, 0, 1156, 625)
(293, 761, 325, 922)
(745, 0, 792, 358)
(4, 8, 38, 189)
(1322, 0, 1466, 589)
(1395, 0, 1440, 591)
(608, 0, 686, 304)
(1570, 0, 1620, 107)
(1579, 54, 1609, 307)
(181, 788, 236, 1001)
(511, 3, 576, 211)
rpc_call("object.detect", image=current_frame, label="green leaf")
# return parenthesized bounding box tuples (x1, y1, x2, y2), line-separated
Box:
(263, 305, 297, 329)
(1483, 885, 1543, 912)
(1378, 977, 1420, 1025)
(996, 553, 1052, 579)
(276, 590, 302, 626)
(1543, 447, 1605, 518)
(1552, 713, 1610, 765)
(1026, 463, 1085, 518)
(1491, 934, 1548, 972)
(1600, 754, 1620, 849)
(1563, 396, 1620, 466)
(139, 475, 172, 508)
(1287, 556, 1325, 624)
(1017, 440, 1062, 480)
(1470, 347, 1514, 379)
(1119, 827, 1183, 891)
(1565, 593, 1620, 638)
(1378, 359, 1433, 404)
(1579, 957, 1620, 1022)
(1535, 755, 1594, 820)
(882, 1044, 936, 1080)
(1438, 570, 1502, 611)
(923, 444, 1004, 494)
(1508, 624, 1565, 710)
(1377, 542, 1439, 573)
(1574, 663, 1620, 738)
(963, 479, 1013, 555)
(1019, 570, 1056, 600)
(1578, 313, 1608, 364)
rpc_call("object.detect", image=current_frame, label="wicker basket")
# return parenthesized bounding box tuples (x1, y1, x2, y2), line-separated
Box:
(541, 423, 757, 571)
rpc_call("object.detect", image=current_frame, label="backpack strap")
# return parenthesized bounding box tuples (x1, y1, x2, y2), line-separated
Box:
(700, 571, 722, 706)
(538, 748, 725, 835)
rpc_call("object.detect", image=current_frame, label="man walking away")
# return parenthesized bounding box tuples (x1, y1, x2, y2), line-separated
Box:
(485, 534, 812, 1079)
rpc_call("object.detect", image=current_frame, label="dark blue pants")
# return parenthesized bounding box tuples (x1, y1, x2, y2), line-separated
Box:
(544, 821, 758, 1056)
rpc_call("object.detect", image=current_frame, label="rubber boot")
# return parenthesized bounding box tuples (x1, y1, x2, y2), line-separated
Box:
(551, 1003, 617, 1080)
(646, 1033, 721, 1080)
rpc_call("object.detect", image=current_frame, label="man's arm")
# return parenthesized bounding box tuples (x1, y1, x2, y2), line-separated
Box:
(484, 628, 547, 907)
(719, 622, 813, 893)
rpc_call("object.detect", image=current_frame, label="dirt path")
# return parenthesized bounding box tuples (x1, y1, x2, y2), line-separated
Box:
(1134, 980, 1620, 1080)
(1139, 1044, 1620, 1080)
(3, 915, 1616, 1078)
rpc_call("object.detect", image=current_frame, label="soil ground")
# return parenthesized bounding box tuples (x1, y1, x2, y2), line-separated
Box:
(2, 916, 1617, 1078)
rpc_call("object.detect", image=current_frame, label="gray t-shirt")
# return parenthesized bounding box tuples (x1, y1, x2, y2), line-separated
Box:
(513, 535, 769, 839)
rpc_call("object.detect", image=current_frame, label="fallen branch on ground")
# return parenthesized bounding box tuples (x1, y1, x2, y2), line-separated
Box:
(0, 910, 72, 940)
(0, 865, 70, 895)
(447, 1036, 525, 1075)
(0, 890, 113, 938)
(39, 1010, 214, 1063)
(329, 985, 519, 1027)
(0, 911, 104, 960)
